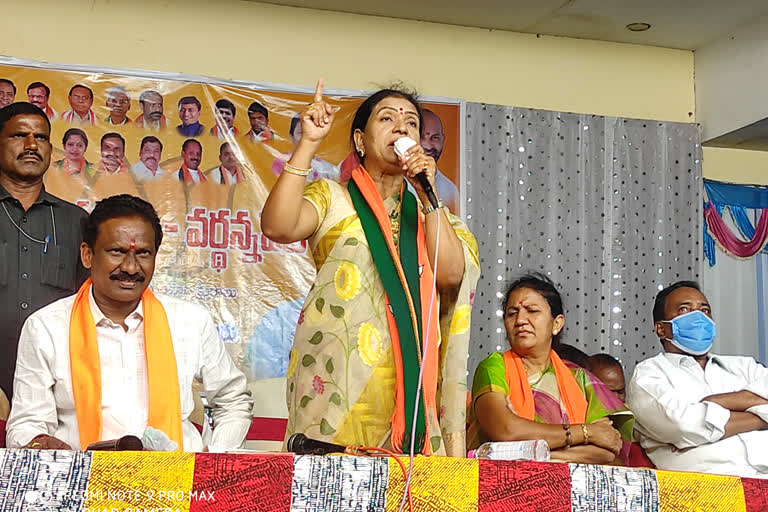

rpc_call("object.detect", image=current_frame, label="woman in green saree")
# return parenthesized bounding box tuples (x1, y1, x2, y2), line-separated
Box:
(469, 273, 634, 464)
(261, 80, 480, 456)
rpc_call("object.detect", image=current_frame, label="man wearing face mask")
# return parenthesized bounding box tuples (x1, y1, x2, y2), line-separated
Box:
(627, 280, 768, 477)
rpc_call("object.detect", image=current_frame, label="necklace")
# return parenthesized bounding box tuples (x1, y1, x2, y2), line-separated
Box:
(2, 201, 57, 253)
(389, 191, 403, 248)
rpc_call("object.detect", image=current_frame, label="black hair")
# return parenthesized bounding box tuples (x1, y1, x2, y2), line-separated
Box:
(219, 142, 231, 155)
(349, 85, 422, 160)
(62, 127, 88, 148)
(140, 135, 163, 152)
(26, 81, 50, 97)
(68, 84, 93, 99)
(0, 102, 50, 133)
(290, 113, 301, 137)
(215, 98, 236, 117)
(82, 194, 163, 250)
(178, 96, 201, 110)
(652, 280, 701, 323)
(554, 343, 588, 368)
(247, 101, 268, 119)
(585, 353, 623, 373)
(502, 271, 565, 345)
(182, 138, 202, 152)
(100, 132, 125, 150)
(0, 78, 16, 94)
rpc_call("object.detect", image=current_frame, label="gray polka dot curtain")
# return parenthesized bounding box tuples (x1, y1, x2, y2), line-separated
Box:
(464, 104, 702, 377)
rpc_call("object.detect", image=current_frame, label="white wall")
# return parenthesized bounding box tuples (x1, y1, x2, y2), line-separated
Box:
(695, 14, 768, 142)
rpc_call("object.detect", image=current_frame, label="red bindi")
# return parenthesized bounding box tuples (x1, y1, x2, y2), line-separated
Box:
(129, 238, 136, 250)
(518, 300, 524, 306)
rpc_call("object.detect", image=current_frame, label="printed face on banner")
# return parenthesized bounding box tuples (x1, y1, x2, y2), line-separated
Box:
(106, 90, 131, 121)
(139, 141, 162, 171)
(0, 80, 15, 108)
(182, 140, 202, 169)
(69, 86, 93, 116)
(64, 133, 87, 161)
(100, 136, 125, 173)
(421, 109, 445, 162)
(27, 86, 49, 109)
(216, 106, 235, 129)
(248, 111, 268, 133)
(9, 59, 462, 383)
(220, 144, 238, 171)
(140, 91, 164, 122)
(179, 101, 201, 126)
(0, 114, 51, 181)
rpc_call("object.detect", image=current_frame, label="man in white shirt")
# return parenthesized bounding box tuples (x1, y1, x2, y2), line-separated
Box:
(177, 139, 205, 185)
(628, 280, 768, 477)
(6, 194, 252, 451)
(131, 136, 165, 182)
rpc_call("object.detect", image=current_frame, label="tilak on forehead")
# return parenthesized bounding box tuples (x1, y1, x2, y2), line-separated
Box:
(129, 238, 136, 250)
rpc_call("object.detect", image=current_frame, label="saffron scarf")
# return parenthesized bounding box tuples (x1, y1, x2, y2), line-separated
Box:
(503, 349, 587, 423)
(218, 165, 244, 185)
(68, 279, 183, 450)
(135, 114, 168, 129)
(179, 164, 207, 184)
(347, 167, 439, 454)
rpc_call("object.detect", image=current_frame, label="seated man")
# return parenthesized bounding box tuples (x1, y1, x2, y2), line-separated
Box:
(586, 353, 626, 402)
(628, 280, 768, 477)
(7, 195, 253, 451)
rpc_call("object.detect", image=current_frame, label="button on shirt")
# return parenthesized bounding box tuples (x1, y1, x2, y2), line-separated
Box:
(0, 184, 88, 401)
(628, 351, 768, 477)
(6, 290, 253, 451)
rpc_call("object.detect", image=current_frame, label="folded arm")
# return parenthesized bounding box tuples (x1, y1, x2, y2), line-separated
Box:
(628, 373, 766, 449)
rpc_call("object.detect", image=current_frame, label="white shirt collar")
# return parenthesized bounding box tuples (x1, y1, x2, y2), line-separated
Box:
(663, 351, 725, 369)
(88, 286, 144, 329)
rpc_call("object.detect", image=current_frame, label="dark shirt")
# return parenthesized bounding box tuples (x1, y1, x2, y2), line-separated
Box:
(176, 122, 204, 137)
(0, 184, 88, 401)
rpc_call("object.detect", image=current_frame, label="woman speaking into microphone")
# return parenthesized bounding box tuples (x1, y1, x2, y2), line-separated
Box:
(261, 80, 479, 456)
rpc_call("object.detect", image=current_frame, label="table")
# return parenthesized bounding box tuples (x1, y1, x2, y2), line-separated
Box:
(0, 449, 765, 511)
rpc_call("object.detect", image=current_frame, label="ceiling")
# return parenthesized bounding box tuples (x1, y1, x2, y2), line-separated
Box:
(252, 0, 768, 50)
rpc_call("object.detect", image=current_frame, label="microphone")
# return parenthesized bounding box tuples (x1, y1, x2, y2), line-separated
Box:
(86, 435, 144, 451)
(287, 433, 348, 455)
(394, 137, 440, 210)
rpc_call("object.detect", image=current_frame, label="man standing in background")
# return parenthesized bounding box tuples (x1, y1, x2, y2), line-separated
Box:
(0, 102, 88, 402)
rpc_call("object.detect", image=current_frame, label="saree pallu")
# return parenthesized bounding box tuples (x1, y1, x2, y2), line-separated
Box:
(284, 178, 480, 456)
(468, 352, 635, 457)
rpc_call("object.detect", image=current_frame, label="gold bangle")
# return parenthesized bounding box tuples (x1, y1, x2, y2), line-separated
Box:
(422, 201, 444, 215)
(283, 162, 311, 177)
(581, 424, 589, 445)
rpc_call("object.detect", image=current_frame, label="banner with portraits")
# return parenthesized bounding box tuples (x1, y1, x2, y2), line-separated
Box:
(0, 57, 464, 382)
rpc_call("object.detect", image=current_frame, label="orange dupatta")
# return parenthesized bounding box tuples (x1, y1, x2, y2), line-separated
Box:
(349, 167, 440, 453)
(68, 279, 183, 450)
(502, 349, 587, 423)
